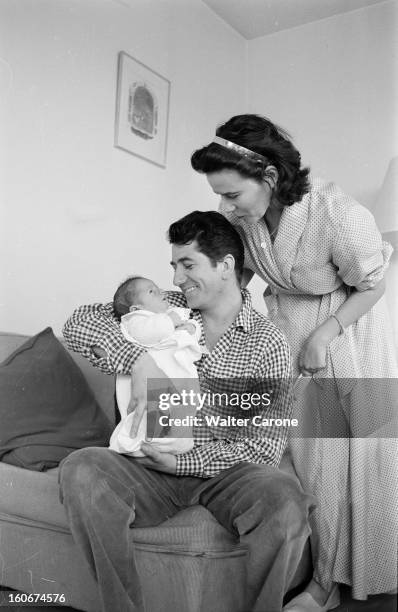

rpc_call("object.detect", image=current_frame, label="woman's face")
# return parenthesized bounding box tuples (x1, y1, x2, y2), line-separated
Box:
(206, 169, 272, 224)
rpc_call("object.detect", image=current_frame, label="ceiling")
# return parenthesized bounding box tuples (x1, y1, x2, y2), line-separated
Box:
(201, 0, 387, 39)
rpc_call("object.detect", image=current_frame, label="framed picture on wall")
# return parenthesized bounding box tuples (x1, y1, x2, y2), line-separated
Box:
(114, 51, 170, 168)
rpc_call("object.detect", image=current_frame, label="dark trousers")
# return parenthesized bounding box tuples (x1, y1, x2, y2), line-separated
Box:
(58, 447, 313, 612)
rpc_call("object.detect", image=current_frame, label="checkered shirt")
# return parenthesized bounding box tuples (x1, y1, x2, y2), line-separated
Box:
(63, 289, 292, 478)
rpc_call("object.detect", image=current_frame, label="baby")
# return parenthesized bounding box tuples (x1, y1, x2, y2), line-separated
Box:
(109, 276, 202, 457)
(115, 276, 198, 347)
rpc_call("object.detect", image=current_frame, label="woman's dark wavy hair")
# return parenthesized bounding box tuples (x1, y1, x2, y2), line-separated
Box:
(168, 210, 244, 283)
(191, 114, 310, 207)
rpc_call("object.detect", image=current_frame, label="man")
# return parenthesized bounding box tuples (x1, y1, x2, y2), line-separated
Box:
(61, 211, 313, 612)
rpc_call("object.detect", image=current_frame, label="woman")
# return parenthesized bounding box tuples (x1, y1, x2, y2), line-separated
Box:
(191, 115, 398, 612)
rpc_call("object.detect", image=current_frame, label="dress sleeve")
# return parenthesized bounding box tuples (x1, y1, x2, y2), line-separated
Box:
(332, 203, 393, 291)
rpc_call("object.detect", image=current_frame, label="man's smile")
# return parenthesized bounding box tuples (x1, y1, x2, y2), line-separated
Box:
(182, 285, 199, 295)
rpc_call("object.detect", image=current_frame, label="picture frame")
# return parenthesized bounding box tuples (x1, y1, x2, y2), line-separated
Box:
(114, 51, 170, 168)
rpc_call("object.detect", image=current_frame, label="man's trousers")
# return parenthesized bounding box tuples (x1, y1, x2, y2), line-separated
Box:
(58, 447, 313, 612)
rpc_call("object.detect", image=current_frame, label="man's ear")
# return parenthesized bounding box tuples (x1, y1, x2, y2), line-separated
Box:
(263, 165, 278, 190)
(220, 254, 236, 280)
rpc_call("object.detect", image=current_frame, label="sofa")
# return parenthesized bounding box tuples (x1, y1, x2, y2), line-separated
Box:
(0, 331, 312, 612)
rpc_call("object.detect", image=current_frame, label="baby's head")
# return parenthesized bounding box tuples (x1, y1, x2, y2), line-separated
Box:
(113, 276, 168, 320)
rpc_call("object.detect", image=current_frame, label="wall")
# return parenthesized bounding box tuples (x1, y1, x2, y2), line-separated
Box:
(0, 0, 246, 334)
(2, 1, 396, 336)
(247, 0, 398, 343)
(247, 0, 398, 208)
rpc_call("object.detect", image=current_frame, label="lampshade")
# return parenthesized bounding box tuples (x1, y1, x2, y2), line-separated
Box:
(374, 156, 398, 248)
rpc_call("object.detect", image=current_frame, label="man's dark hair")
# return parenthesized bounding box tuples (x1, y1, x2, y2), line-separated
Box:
(113, 276, 145, 320)
(167, 211, 244, 283)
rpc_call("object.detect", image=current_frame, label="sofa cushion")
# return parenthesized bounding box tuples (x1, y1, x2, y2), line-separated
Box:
(0, 462, 242, 552)
(0, 331, 116, 421)
(0, 462, 68, 529)
(0, 454, 306, 554)
(0, 327, 113, 471)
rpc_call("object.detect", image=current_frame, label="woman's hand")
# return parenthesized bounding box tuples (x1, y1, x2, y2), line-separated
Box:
(298, 314, 344, 375)
(298, 279, 386, 376)
(298, 331, 328, 376)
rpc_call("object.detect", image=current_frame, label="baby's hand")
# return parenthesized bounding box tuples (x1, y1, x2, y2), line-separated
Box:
(168, 311, 184, 327)
(176, 322, 196, 335)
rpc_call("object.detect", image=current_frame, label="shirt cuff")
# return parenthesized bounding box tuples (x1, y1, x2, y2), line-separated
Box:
(175, 451, 205, 478)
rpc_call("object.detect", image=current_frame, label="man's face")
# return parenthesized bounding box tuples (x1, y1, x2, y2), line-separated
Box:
(170, 240, 224, 311)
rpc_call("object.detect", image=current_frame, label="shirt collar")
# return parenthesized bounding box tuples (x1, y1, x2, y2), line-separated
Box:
(232, 289, 255, 334)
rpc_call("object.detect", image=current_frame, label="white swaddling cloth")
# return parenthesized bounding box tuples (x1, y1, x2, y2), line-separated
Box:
(109, 307, 202, 457)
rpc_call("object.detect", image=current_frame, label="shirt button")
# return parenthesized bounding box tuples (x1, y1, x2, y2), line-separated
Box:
(260, 241, 267, 248)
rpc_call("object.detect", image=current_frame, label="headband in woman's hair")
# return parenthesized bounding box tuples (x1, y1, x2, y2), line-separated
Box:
(212, 136, 266, 163)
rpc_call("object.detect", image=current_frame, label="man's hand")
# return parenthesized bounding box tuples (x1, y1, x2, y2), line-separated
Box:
(128, 353, 178, 437)
(138, 444, 177, 474)
(92, 345, 107, 359)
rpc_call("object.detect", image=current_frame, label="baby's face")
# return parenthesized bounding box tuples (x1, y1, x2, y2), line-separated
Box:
(132, 279, 169, 313)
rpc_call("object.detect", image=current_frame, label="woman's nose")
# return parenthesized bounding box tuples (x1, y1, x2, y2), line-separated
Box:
(221, 198, 235, 212)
